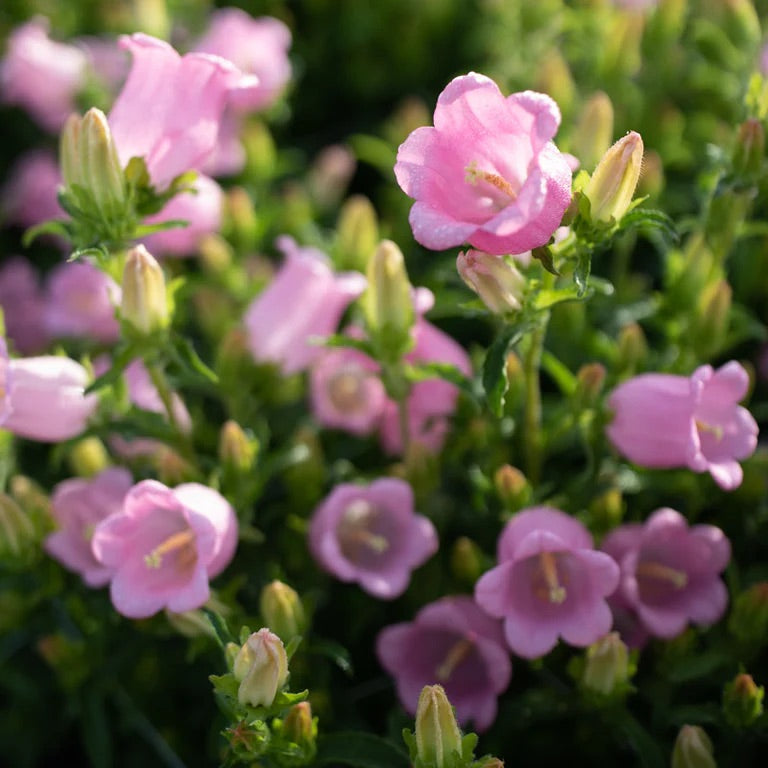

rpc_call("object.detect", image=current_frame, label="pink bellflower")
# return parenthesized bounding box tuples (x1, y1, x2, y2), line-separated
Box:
(606, 361, 759, 490)
(475, 506, 620, 659)
(308, 478, 437, 599)
(394, 72, 572, 255)
(0, 257, 49, 354)
(45, 467, 133, 587)
(243, 236, 365, 375)
(377, 596, 511, 731)
(91, 480, 238, 618)
(1, 150, 64, 230)
(604, 508, 730, 640)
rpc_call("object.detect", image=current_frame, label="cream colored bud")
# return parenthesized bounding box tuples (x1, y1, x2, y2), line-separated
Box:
(585, 131, 644, 223)
(336, 195, 379, 272)
(60, 113, 82, 191)
(457, 250, 525, 314)
(121, 245, 169, 335)
(79, 108, 126, 219)
(233, 628, 289, 708)
(219, 420, 258, 474)
(671, 725, 716, 768)
(581, 632, 630, 696)
(415, 685, 463, 768)
(573, 92, 614, 172)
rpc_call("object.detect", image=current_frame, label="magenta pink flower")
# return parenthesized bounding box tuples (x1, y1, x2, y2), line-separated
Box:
(310, 343, 386, 436)
(475, 506, 620, 659)
(377, 596, 511, 731)
(395, 73, 572, 255)
(1, 150, 64, 229)
(108, 34, 241, 189)
(0, 18, 87, 132)
(308, 478, 437, 599)
(0, 338, 11, 424)
(44, 261, 120, 343)
(45, 468, 133, 587)
(243, 236, 366, 375)
(606, 361, 759, 490)
(604, 509, 730, 640)
(91, 480, 238, 618)
(0, 257, 49, 354)
(194, 9, 292, 112)
(142, 174, 223, 257)
(2, 354, 98, 442)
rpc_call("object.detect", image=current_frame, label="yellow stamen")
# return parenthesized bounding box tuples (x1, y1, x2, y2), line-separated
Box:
(435, 638, 474, 682)
(636, 561, 688, 589)
(695, 420, 724, 441)
(465, 161, 518, 200)
(144, 528, 197, 569)
(539, 551, 567, 604)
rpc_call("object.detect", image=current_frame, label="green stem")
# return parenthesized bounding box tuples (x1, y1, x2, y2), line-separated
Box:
(523, 313, 548, 487)
(146, 361, 193, 457)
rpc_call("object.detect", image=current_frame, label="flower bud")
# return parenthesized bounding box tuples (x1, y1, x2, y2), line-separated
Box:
(535, 51, 575, 117)
(493, 465, 530, 511)
(308, 144, 356, 210)
(574, 363, 606, 409)
(722, 672, 764, 728)
(226, 186, 259, 251)
(671, 725, 716, 768)
(281, 702, 317, 760)
(0, 493, 36, 559)
(456, 250, 525, 315)
(414, 685, 463, 768)
(336, 195, 379, 272)
(233, 628, 289, 708)
(450, 536, 484, 585)
(121, 245, 169, 335)
(617, 322, 648, 375)
(259, 581, 306, 642)
(244, 121, 278, 181)
(361, 240, 414, 363)
(68, 437, 109, 478)
(219, 420, 258, 475)
(581, 632, 630, 697)
(589, 488, 624, 532)
(693, 280, 732, 358)
(572, 92, 614, 172)
(584, 131, 644, 223)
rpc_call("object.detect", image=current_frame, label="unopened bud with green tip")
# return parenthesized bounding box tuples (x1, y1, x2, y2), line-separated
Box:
(584, 131, 644, 224)
(456, 250, 525, 315)
(493, 465, 530, 510)
(280, 701, 317, 761)
(336, 195, 379, 272)
(581, 632, 630, 697)
(617, 322, 648, 374)
(232, 628, 289, 708)
(414, 685, 464, 768)
(361, 240, 414, 363)
(260, 580, 306, 642)
(219, 420, 258, 475)
(671, 725, 716, 768)
(723, 673, 764, 728)
(574, 363, 606, 409)
(0, 494, 36, 559)
(572, 91, 614, 172)
(121, 245, 169, 335)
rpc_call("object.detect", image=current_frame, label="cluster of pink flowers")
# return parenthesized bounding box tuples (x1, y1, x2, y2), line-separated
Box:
(45, 469, 238, 619)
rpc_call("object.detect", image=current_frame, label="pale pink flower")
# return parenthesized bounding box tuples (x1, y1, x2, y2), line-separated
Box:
(377, 596, 511, 731)
(75, 36, 129, 92)
(44, 261, 121, 343)
(605, 509, 730, 639)
(395, 73, 572, 255)
(606, 361, 759, 490)
(475, 506, 620, 659)
(200, 111, 246, 177)
(91, 480, 238, 618)
(45, 468, 133, 586)
(0, 257, 49, 354)
(142, 174, 223, 257)
(123, 359, 192, 433)
(0, 338, 11, 424)
(308, 478, 437, 599)
(108, 34, 242, 189)
(2, 355, 98, 442)
(1, 150, 64, 229)
(243, 236, 366, 375)
(194, 9, 292, 112)
(0, 18, 87, 131)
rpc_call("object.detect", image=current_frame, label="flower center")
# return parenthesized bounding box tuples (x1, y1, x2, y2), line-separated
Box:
(695, 419, 724, 442)
(337, 500, 390, 560)
(435, 637, 474, 682)
(534, 551, 567, 604)
(144, 528, 198, 570)
(328, 369, 367, 413)
(465, 161, 518, 201)
(636, 560, 688, 589)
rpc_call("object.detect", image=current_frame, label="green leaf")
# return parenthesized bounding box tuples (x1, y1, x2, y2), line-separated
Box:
(132, 219, 189, 237)
(81, 691, 112, 768)
(170, 335, 219, 384)
(532, 245, 560, 275)
(202, 608, 235, 647)
(315, 732, 409, 768)
(574, 250, 592, 297)
(482, 325, 523, 418)
(22, 219, 74, 247)
(209, 673, 240, 701)
(535, 284, 589, 310)
(618, 207, 678, 247)
(541, 351, 578, 395)
(321, 333, 377, 357)
(405, 361, 476, 400)
(84, 341, 143, 395)
(309, 638, 354, 676)
(349, 134, 398, 175)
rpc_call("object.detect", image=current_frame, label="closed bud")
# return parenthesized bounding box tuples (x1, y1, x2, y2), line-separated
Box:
(572, 92, 614, 172)
(68, 437, 110, 478)
(733, 119, 764, 182)
(536, 51, 575, 117)
(0, 494, 36, 559)
(60, 114, 82, 192)
(493, 465, 530, 510)
(154, 446, 197, 486)
(585, 132, 644, 223)
(79, 108, 127, 221)
(244, 121, 277, 181)
(723, 0, 761, 49)
(694, 280, 732, 358)
(165, 609, 217, 639)
(574, 363, 606, 408)
(260, 580, 306, 642)
(723, 672, 764, 728)
(121, 245, 169, 335)
(308, 144, 356, 210)
(233, 628, 289, 708)
(226, 187, 259, 251)
(219, 420, 258, 475)
(281, 701, 317, 760)
(617, 323, 648, 375)
(450, 536, 484, 585)
(336, 195, 379, 272)
(198, 234, 233, 274)
(362, 240, 414, 363)
(581, 632, 630, 697)
(415, 685, 463, 768)
(729, 582, 768, 647)
(589, 488, 624, 532)
(456, 251, 525, 315)
(671, 725, 716, 768)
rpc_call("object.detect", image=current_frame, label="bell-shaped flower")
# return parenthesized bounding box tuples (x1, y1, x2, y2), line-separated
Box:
(308, 478, 437, 599)
(606, 361, 759, 490)
(243, 236, 366, 375)
(377, 596, 511, 731)
(475, 506, 620, 659)
(44, 467, 133, 586)
(91, 480, 238, 618)
(0, 258, 49, 354)
(108, 34, 243, 189)
(1, 150, 64, 229)
(605, 508, 730, 640)
(395, 72, 572, 255)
